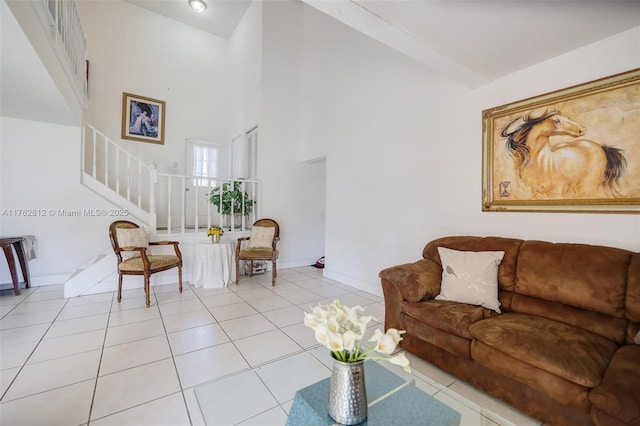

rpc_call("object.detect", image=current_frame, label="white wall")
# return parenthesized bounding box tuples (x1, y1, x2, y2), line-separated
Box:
(294, 3, 469, 291)
(229, 0, 262, 139)
(78, 1, 231, 175)
(259, 1, 327, 268)
(282, 3, 640, 295)
(0, 117, 123, 284)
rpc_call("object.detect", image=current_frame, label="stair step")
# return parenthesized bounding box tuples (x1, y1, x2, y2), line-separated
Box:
(63, 253, 117, 298)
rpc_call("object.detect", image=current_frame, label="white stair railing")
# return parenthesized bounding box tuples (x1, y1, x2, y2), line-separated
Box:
(155, 174, 260, 234)
(81, 123, 260, 235)
(82, 123, 154, 214)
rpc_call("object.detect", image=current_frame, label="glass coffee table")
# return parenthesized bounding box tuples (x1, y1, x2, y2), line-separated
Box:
(286, 361, 461, 425)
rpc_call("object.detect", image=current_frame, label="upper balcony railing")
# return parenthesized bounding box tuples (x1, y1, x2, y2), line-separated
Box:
(45, 0, 87, 99)
(6, 0, 88, 117)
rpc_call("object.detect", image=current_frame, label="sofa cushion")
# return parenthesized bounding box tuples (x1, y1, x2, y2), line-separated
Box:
(435, 247, 504, 312)
(469, 312, 618, 387)
(511, 293, 628, 345)
(471, 339, 591, 411)
(248, 226, 275, 249)
(515, 241, 630, 319)
(402, 314, 473, 358)
(402, 299, 497, 339)
(116, 227, 148, 261)
(422, 236, 523, 292)
(627, 253, 640, 324)
(589, 345, 640, 425)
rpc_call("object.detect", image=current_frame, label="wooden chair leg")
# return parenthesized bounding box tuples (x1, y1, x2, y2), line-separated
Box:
(272, 260, 277, 286)
(249, 261, 254, 277)
(13, 242, 30, 289)
(178, 266, 183, 293)
(235, 259, 240, 285)
(2, 245, 20, 295)
(117, 274, 123, 302)
(145, 275, 151, 307)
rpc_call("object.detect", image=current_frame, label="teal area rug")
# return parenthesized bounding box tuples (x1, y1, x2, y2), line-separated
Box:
(286, 361, 461, 426)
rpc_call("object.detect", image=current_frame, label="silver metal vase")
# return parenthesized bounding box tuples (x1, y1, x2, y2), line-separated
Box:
(328, 358, 367, 425)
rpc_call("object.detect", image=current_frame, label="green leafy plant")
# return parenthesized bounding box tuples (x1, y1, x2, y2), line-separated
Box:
(209, 181, 254, 216)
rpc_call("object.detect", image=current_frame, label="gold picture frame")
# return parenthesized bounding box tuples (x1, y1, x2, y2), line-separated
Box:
(482, 68, 640, 213)
(121, 92, 165, 145)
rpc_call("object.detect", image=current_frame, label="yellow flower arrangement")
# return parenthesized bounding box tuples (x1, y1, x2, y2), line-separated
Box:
(206, 226, 224, 236)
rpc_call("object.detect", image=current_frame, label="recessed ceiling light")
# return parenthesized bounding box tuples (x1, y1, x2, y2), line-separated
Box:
(189, 0, 207, 13)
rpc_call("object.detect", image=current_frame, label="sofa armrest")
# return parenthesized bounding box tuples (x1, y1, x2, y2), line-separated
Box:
(379, 259, 442, 303)
(589, 345, 640, 425)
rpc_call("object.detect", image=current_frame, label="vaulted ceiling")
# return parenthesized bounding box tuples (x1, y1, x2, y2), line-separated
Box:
(128, 0, 640, 86)
(2, 1, 639, 125)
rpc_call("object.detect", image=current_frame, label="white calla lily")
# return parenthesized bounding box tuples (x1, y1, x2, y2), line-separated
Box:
(357, 315, 376, 337)
(327, 316, 340, 334)
(386, 328, 406, 345)
(327, 331, 344, 352)
(345, 305, 364, 325)
(314, 326, 328, 347)
(303, 299, 410, 369)
(343, 330, 358, 352)
(388, 352, 411, 372)
(375, 333, 397, 355)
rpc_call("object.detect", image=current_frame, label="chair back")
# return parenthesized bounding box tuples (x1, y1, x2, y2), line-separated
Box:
(109, 220, 140, 262)
(253, 218, 279, 239)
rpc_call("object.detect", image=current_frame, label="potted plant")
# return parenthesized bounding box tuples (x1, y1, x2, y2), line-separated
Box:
(209, 181, 255, 226)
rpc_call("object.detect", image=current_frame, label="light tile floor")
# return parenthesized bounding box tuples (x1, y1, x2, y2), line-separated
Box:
(0, 267, 541, 426)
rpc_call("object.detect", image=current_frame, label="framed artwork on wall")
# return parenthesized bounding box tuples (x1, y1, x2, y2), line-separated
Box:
(482, 68, 640, 213)
(121, 92, 165, 145)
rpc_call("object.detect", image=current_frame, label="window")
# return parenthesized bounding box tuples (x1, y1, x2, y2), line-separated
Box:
(187, 140, 222, 187)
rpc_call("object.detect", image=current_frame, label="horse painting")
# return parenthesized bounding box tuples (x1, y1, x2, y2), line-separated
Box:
(502, 110, 627, 198)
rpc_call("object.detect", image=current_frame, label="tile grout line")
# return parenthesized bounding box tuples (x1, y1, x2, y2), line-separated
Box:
(85, 291, 116, 425)
(0, 270, 532, 425)
(159, 283, 228, 426)
(0, 286, 72, 403)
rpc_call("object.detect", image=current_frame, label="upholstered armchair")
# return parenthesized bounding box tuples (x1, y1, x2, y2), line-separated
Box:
(235, 218, 280, 286)
(109, 221, 183, 307)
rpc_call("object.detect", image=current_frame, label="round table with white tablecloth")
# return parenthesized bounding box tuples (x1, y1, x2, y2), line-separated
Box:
(192, 240, 236, 288)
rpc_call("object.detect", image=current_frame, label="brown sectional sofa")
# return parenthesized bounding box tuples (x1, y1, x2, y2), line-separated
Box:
(379, 236, 640, 426)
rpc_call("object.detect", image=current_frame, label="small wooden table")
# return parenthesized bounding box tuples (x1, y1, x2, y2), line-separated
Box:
(1, 237, 31, 295)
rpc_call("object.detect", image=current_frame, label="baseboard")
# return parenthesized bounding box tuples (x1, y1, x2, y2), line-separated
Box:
(0, 273, 71, 288)
(322, 269, 382, 297)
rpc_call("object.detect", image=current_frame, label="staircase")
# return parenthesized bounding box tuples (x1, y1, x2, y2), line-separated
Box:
(64, 123, 261, 298)
(80, 123, 156, 230)
(63, 253, 115, 298)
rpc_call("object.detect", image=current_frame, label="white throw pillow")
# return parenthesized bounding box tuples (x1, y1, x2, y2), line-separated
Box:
(435, 247, 505, 313)
(116, 227, 149, 261)
(248, 226, 275, 249)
